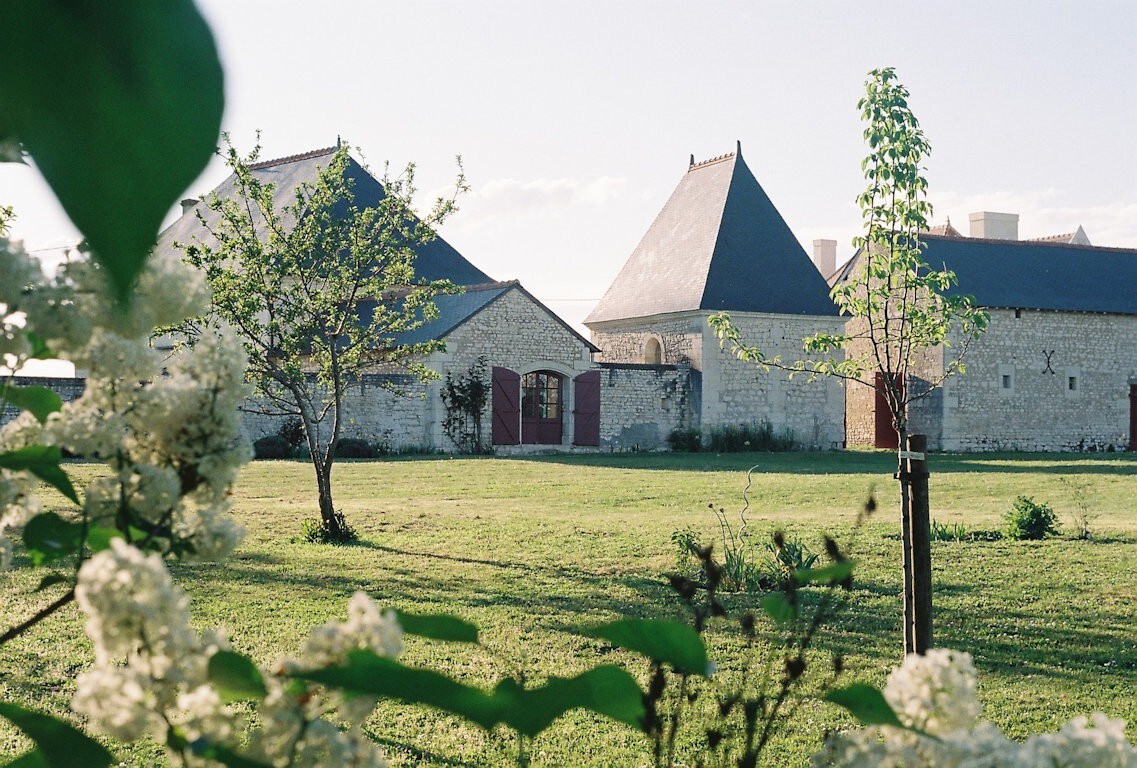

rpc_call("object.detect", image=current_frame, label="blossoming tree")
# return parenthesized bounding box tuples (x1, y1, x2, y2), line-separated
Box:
(177, 140, 464, 542)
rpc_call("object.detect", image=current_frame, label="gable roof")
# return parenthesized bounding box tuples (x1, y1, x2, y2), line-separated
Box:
(586, 144, 839, 324)
(155, 146, 492, 286)
(366, 281, 599, 352)
(833, 234, 1137, 315)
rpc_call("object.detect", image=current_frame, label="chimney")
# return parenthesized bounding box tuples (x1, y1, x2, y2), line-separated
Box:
(180, 198, 199, 216)
(968, 211, 1019, 240)
(812, 239, 837, 277)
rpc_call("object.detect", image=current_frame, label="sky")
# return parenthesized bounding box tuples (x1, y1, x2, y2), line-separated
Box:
(4, 1, 1136, 354)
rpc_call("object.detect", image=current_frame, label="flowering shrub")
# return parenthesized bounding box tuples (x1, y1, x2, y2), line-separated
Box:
(814, 648, 1137, 767)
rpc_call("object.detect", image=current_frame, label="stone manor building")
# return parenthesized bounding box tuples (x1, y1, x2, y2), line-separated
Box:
(837, 213, 1137, 452)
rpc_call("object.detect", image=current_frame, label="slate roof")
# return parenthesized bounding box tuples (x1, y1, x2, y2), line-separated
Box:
(360, 281, 599, 351)
(155, 146, 492, 285)
(586, 144, 839, 324)
(832, 234, 1137, 315)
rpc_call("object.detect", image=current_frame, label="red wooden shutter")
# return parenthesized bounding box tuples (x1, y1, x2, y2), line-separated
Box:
(573, 370, 601, 447)
(492, 367, 520, 446)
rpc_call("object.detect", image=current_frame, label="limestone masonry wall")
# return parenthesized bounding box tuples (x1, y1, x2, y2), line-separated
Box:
(241, 373, 431, 450)
(938, 309, 1137, 451)
(597, 363, 698, 450)
(702, 312, 845, 449)
(590, 314, 703, 368)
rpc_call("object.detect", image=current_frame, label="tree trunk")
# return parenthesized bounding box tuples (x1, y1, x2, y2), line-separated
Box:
(898, 430, 933, 655)
(313, 452, 341, 537)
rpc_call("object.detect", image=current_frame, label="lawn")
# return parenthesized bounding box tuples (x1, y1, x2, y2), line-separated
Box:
(1, 450, 1135, 766)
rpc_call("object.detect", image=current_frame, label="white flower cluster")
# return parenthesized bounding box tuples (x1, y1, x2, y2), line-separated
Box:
(0, 239, 252, 566)
(73, 545, 395, 767)
(813, 648, 1137, 767)
(72, 539, 230, 746)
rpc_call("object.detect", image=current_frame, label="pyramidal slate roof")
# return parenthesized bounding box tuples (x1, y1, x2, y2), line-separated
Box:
(154, 146, 492, 285)
(586, 144, 839, 324)
(832, 234, 1137, 315)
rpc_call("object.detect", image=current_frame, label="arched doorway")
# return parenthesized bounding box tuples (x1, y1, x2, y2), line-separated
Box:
(521, 370, 564, 444)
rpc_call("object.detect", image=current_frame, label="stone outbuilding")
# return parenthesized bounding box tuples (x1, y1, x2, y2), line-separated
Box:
(837, 213, 1137, 451)
(585, 144, 846, 449)
(154, 146, 692, 453)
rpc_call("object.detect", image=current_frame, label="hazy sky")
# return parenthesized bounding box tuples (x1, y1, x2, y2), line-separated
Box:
(4, 1, 1135, 336)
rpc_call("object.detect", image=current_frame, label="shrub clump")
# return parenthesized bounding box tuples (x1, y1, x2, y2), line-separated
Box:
(708, 421, 797, 452)
(1003, 496, 1059, 540)
(667, 428, 702, 452)
(300, 512, 358, 544)
(253, 435, 291, 460)
(333, 437, 381, 459)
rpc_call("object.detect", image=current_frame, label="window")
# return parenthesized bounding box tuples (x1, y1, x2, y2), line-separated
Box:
(521, 371, 564, 444)
(998, 365, 1015, 395)
(644, 337, 662, 365)
(522, 372, 561, 419)
(1065, 368, 1082, 398)
(1015, 308, 1022, 319)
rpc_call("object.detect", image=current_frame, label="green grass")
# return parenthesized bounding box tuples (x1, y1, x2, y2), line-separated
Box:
(2, 451, 1135, 765)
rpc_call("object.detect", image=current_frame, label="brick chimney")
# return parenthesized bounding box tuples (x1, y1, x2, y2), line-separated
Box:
(812, 239, 837, 277)
(968, 211, 1019, 240)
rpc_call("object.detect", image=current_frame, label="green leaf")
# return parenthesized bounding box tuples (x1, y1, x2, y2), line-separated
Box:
(207, 651, 267, 703)
(824, 684, 904, 727)
(21, 512, 82, 567)
(3, 386, 62, 424)
(0, 445, 79, 504)
(0, 0, 224, 303)
(585, 619, 709, 676)
(394, 610, 479, 643)
(295, 651, 644, 737)
(33, 573, 69, 592)
(296, 650, 506, 730)
(795, 561, 855, 585)
(86, 527, 123, 553)
(501, 665, 645, 736)
(0, 701, 113, 768)
(760, 593, 797, 625)
(24, 333, 51, 360)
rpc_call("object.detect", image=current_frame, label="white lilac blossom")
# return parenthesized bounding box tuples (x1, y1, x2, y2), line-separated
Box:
(884, 647, 981, 735)
(74, 548, 398, 766)
(813, 650, 1137, 768)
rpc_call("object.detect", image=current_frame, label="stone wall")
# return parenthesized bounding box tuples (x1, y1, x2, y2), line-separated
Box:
(700, 312, 846, 449)
(597, 363, 698, 450)
(938, 309, 1137, 451)
(0, 377, 87, 425)
(589, 313, 704, 368)
(241, 373, 431, 450)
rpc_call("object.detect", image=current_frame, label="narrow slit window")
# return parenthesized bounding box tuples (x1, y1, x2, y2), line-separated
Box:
(1068, 376, 1077, 391)
(1002, 374, 1012, 389)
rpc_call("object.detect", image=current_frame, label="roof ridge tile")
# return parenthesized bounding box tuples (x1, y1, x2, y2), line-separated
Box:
(247, 146, 337, 170)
